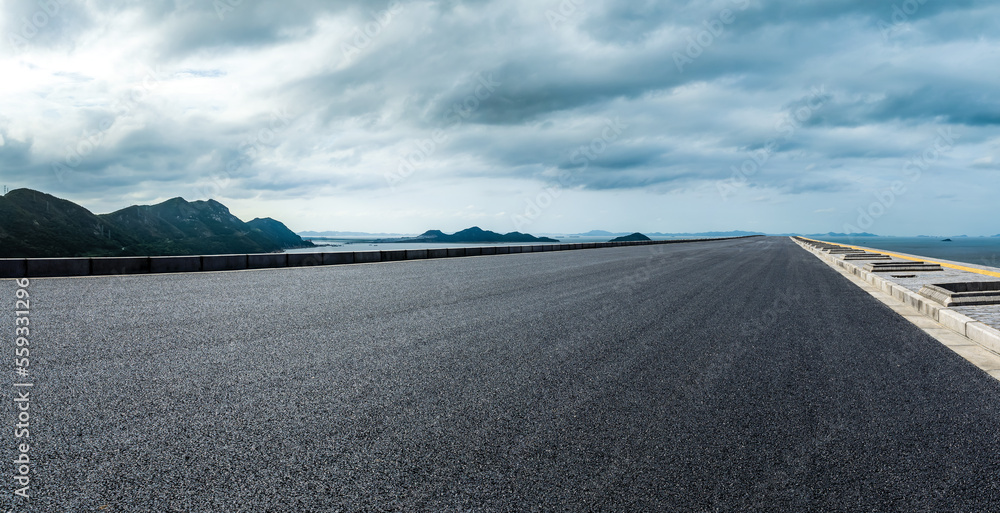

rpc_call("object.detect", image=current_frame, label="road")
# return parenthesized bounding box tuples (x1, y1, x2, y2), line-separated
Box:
(6, 236, 1000, 511)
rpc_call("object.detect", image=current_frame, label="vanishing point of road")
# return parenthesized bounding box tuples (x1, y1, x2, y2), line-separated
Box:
(8, 236, 1000, 511)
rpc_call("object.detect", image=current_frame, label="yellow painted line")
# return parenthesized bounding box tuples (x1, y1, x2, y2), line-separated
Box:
(797, 236, 1000, 279)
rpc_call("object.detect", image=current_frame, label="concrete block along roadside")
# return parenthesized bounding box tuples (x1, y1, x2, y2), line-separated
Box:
(968, 322, 1000, 354)
(323, 252, 355, 265)
(792, 236, 1000, 362)
(248, 253, 288, 269)
(151, 256, 201, 274)
(26, 258, 90, 277)
(202, 254, 248, 272)
(287, 253, 324, 267)
(919, 282, 1000, 307)
(92, 256, 151, 275)
(381, 250, 407, 262)
(405, 249, 429, 260)
(0, 259, 27, 278)
(939, 309, 973, 338)
(353, 251, 381, 264)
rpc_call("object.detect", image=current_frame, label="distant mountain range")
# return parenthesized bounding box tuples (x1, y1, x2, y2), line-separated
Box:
(570, 230, 765, 237)
(917, 234, 989, 238)
(0, 188, 313, 257)
(655, 230, 765, 237)
(302, 228, 897, 240)
(373, 227, 559, 243)
(572, 230, 880, 237)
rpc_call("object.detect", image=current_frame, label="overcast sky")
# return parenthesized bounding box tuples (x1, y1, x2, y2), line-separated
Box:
(1, 1, 998, 235)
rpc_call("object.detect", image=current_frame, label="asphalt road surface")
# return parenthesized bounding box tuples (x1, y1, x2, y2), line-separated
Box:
(5, 236, 1000, 511)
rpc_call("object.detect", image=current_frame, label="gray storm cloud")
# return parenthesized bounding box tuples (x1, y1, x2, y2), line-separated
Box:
(1, 0, 997, 234)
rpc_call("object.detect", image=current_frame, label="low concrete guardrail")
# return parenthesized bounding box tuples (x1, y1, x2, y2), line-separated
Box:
(1, 236, 760, 279)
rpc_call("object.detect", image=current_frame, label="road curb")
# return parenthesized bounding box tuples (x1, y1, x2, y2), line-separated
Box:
(792, 237, 1000, 360)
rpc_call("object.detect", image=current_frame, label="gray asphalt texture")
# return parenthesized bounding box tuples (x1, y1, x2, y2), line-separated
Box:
(5, 236, 1000, 512)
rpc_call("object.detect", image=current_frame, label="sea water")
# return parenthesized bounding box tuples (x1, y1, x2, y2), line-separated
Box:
(284, 235, 722, 254)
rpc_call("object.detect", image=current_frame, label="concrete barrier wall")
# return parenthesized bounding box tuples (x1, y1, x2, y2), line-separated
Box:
(1, 236, 762, 278)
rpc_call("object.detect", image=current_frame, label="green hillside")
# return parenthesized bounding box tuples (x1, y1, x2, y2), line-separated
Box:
(0, 189, 136, 257)
(0, 189, 313, 258)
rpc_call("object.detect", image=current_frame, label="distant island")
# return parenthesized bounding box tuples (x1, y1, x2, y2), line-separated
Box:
(0, 188, 313, 258)
(575, 230, 621, 237)
(373, 226, 558, 244)
(609, 232, 651, 242)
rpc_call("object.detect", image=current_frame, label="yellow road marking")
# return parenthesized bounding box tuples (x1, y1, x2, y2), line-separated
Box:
(797, 236, 1000, 279)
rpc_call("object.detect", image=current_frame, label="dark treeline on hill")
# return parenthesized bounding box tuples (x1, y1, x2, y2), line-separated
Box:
(0, 188, 313, 258)
(374, 226, 559, 243)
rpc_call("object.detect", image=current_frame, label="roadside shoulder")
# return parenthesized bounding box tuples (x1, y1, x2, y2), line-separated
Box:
(792, 237, 1000, 381)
